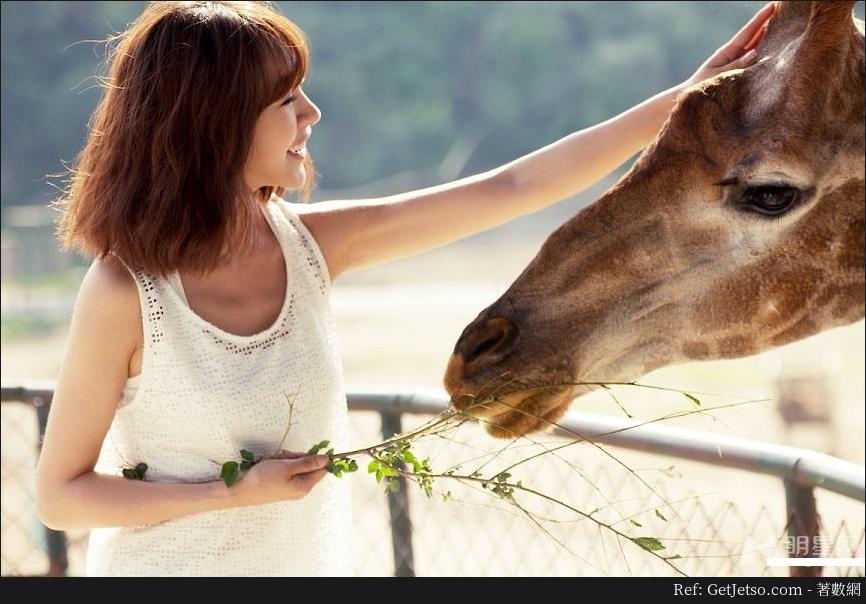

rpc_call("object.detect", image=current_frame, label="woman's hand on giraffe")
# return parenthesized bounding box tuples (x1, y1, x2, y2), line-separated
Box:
(684, 2, 776, 89)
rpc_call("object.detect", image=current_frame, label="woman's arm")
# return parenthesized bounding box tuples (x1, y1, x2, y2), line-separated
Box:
(300, 86, 679, 280)
(35, 257, 340, 530)
(299, 3, 775, 280)
(34, 256, 237, 530)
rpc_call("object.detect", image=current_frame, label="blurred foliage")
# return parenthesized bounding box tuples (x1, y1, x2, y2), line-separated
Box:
(2, 1, 861, 210)
(0, 316, 66, 340)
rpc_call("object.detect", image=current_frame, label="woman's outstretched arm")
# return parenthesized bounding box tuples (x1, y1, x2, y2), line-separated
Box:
(299, 3, 775, 281)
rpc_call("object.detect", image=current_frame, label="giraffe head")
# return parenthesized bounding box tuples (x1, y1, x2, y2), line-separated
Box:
(444, 1, 865, 438)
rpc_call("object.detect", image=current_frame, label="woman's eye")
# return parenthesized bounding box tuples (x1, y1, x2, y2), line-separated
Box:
(282, 95, 296, 106)
(736, 185, 801, 216)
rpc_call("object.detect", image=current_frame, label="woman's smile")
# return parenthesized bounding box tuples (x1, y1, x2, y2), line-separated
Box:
(287, 146, 306, 160)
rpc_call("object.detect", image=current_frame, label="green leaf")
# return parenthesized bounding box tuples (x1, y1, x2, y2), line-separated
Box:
(307, 440, 330, 455)
(221, 461, 239, 487)
(326, 457, 357, 479)
(367, 460, 380, 473)
(629, 519, 643, 527)
(240, 460, 253, 471)
(683, 393, 701, 408)
(655, 510, 668, 522)
(122, 463, 148, 480)
(388, 479, 400, 493)
(240, 449, 256, 461)
(631, 537, 665, 552)
(375, 469, 383, 483)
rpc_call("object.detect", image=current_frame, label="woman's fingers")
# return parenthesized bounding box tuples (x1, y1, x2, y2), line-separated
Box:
(685, 3, 776, 87)
(291, 467, 329, 491)
(708, 46, 759, 76)
(743, 21, 769, 52)
(730, 48, 759, 70)
(714, 3, 776, 65)
(730, 3, 776, 51)
(269, 449, 309, 460)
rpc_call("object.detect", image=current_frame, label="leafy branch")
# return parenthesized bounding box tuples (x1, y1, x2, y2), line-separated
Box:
(118, 379, 766, 575)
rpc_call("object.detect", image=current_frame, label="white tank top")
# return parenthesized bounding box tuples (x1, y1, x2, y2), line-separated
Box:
(117, 272, 186, 405)
(86, 196, 355, 577)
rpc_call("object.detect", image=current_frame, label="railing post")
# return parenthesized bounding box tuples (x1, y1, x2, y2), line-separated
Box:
(784, 474, 821, 578)
(33, 395, 68, 577)
(380, 408, 415, 577)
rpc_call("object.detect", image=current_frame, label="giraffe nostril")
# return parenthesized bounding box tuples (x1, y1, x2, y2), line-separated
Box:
(469, 333, 501, 360)
(461, 317, 518, 366)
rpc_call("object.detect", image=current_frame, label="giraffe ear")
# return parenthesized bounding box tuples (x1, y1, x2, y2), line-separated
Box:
(803, 1, 859, 44)
(774, 0, 814, 25)
(758, 1, 858, 55)
(758, 1, 813, 54)
(808, 1, 859, 22)
(790, 1, 860, 73)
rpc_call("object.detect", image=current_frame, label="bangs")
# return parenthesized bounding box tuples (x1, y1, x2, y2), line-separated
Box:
(257, 17, 309, 108)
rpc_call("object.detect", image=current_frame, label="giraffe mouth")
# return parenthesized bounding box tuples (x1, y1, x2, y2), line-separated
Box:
(451, 384, 577, 438)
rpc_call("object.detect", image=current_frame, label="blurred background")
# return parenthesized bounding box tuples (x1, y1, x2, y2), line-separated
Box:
(2, 1, 863, 576)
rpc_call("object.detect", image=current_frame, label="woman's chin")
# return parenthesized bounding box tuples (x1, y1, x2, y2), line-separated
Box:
(278, 172, 306, 191)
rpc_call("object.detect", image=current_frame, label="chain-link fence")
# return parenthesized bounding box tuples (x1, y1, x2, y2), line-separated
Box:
(2, 384, 864, 577)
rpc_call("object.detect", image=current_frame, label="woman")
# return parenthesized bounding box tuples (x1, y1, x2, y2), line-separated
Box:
(34, 1, 775, 577)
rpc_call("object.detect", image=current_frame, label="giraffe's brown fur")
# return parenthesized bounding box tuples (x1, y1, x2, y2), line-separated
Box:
(444, 1, 865, 438)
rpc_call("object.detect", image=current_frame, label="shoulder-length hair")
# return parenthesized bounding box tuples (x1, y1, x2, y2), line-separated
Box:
(53, 1, 315, 278)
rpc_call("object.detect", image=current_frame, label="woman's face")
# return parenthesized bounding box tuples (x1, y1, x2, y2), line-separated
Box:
(244, 82, 321, 194)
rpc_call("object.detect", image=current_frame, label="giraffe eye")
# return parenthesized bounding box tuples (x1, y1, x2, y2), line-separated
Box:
(736, 185, 801, 216)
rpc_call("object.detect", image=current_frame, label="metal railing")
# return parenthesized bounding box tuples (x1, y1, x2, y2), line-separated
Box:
(2, 381, 864, 577)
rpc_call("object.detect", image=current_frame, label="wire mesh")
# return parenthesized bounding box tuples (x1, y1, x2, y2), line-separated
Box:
(2, 401, 864, 576)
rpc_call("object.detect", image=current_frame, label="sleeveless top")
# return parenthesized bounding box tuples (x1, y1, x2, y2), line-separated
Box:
(85, 196, 355, 577)
(117, 271, 187, 405)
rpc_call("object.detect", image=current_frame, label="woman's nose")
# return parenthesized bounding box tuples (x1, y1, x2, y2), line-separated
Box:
(300, 90, 321, 126)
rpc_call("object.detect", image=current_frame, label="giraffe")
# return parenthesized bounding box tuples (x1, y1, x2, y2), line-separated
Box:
(443, 1, 865, 439)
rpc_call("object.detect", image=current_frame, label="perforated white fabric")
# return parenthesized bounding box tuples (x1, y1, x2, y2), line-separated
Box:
(85, 195, 355, 577)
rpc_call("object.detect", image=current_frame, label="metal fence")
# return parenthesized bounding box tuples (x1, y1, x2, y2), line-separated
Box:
(2, 381, 864, 577)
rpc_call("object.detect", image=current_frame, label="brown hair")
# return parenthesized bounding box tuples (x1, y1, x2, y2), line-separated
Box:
(52, 1, 315, 278)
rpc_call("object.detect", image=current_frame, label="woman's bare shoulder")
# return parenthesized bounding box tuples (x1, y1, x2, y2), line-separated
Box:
(74, 255, 141, 346)
(271, 197, 346, 281)
(83, 254, 138, 300)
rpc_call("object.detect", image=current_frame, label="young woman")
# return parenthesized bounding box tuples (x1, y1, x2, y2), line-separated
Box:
(35, 1, 775, 577)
